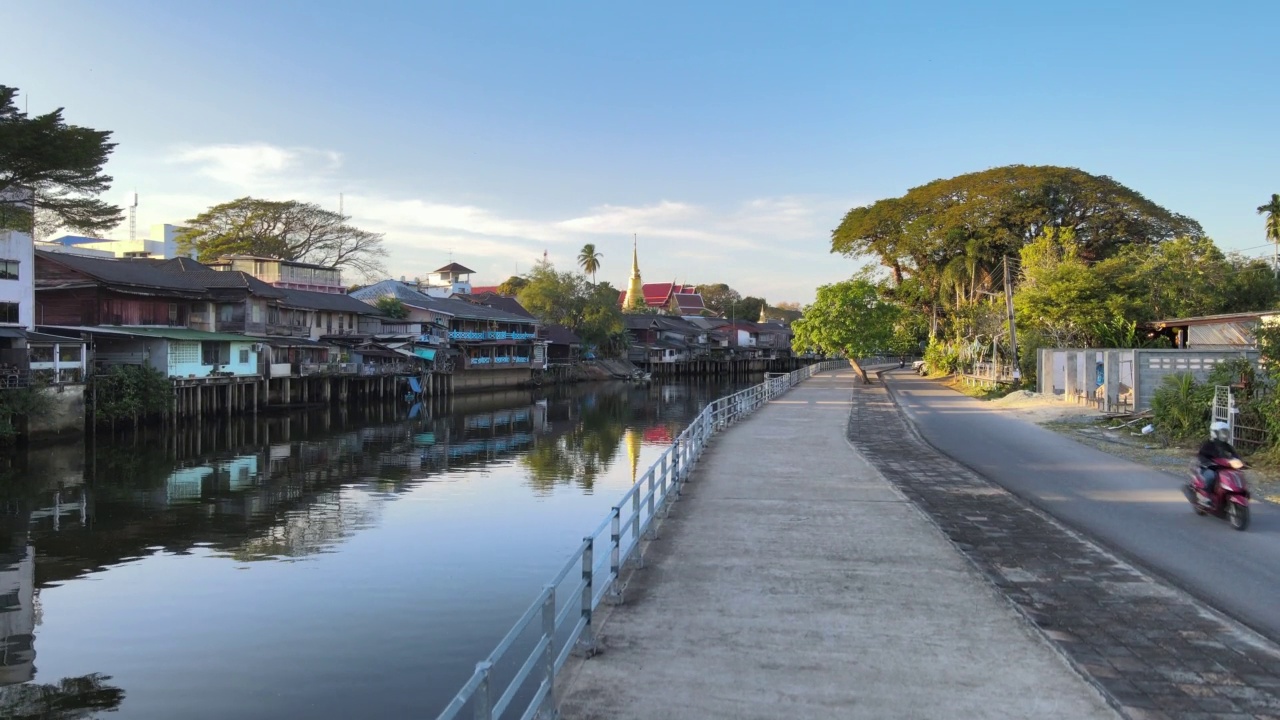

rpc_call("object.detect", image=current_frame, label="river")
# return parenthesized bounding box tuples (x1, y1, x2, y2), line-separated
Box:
(0, 376, 763, 719)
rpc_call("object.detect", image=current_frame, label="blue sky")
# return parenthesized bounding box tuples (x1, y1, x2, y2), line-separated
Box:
(6, 1, 1279, 303)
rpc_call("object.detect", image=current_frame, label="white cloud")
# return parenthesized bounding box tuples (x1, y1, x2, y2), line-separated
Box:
(124, 142, 863, 302)
(168, 143, 342, 188)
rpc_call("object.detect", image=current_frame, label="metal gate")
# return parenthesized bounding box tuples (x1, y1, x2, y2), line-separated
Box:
(1214, 385, 1269, 454)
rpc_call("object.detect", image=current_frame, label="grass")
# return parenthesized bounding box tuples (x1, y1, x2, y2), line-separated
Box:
(946, 376, 1020, 401)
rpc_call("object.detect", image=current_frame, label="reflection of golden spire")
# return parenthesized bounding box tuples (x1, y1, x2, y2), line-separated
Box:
(626, 428, 641, 484)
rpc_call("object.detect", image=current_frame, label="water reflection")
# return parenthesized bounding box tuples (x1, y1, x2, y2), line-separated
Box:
(0, 376, 760, 718)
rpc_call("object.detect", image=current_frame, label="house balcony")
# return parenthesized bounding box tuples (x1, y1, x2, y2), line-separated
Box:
(463, 356, 531, 369)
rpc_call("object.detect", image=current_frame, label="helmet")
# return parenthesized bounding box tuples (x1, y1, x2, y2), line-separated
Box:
(1210, 421, 1230, 442)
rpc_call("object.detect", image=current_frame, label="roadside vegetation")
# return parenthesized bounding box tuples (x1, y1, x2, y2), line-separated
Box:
(790, 163, 1280, 458)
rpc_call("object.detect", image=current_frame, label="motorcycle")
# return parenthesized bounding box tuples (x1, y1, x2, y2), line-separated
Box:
(1183, 456, 1251, 531)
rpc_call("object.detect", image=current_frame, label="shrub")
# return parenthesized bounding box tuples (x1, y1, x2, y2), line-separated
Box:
(1150, 373, 1212, 442)
(923, 338, 959, 376)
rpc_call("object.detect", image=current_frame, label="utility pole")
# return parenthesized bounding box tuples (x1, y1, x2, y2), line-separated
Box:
(1002, 255, 1020, 383)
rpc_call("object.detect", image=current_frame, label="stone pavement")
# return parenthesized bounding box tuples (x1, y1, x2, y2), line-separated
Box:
(849, 375, 1280, 720)
(556, 369, 1117, 720)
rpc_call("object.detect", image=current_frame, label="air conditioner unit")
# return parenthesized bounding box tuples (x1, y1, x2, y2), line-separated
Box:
(252, 343, 264, 352)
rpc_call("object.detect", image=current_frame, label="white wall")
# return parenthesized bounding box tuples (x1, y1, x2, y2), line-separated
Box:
(0, 230, 35, 330)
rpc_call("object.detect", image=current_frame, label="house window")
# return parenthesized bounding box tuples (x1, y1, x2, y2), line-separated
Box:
(0, 260, 17, 280)
(239, 349, 250, 364)
(59, 345, 82, 362)
(218, 304, 234, 323)
(29, 345, 54, 362)
(168, 303, 178, 324)
(201, 341, 230, 365)
(0, 302, 18, 323)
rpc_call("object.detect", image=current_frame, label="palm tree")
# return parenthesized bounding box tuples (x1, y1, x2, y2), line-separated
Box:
(577, 243, 602, 283)
(1258, 194, 1280, 272)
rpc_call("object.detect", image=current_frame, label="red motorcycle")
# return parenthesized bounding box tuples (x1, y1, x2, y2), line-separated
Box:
(1184, 456, 1251, 531)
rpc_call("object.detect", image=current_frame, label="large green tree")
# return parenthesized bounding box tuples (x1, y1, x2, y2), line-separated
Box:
(791, 277, 900, 382)
(177, 197, 387, 279)
(516, 260, 625, 353)
(694, 283, 741, 316)
(0, 85, 123, 235)
(831, 165, 1204, 339)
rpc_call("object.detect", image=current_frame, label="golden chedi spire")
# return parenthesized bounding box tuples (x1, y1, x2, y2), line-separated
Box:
(623, 234, 644, 311)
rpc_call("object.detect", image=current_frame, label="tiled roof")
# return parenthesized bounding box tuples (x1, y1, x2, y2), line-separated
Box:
(542, 324, 582, 345)
(36, 250, 210, 293)
(461, 292, 535, 319)
(674, 294, 705, 309)
(349, 280, 438, 309)
(278, 288, 378, 314)
(469, 285, 501, 295)
(434, 262, 476, 274)
(350, 280, 535, 323)
(642, 282, 674, 305)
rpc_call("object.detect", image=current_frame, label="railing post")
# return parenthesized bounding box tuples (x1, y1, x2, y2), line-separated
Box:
(538, 586, 556, 719)
(473, 661, 493, 720)
(630, 489, 642, 568)
(579, 538, 596, 654)
(609, 507, 623, 603)
(645, 469, 657, 538)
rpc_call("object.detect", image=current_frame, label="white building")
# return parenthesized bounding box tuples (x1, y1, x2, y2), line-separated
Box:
(419, 262, 474, 297)
(43, 223, 193, 260)
(0, 230, 35, 331)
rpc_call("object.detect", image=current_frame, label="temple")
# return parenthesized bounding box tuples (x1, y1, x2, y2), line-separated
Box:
(618, 238, 707, 317)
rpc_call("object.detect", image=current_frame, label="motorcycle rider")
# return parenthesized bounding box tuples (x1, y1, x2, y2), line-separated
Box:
(1196, 420, 1238, 504)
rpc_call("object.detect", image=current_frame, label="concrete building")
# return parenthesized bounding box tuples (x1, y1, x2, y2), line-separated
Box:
(420, 263, 474, 297)
(208, 256, 345, 295)
(0, 231, 34, 332)
(43, 224, 192, 260)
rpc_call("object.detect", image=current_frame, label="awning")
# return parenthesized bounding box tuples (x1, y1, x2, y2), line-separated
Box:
(413, 348, 437, 361)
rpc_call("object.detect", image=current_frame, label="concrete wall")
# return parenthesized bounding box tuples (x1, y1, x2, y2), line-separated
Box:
(1038, 347, 1258, 412)
(26, 384, 86, 436)
(0, 230, 35, 330)
(452, 368, 532, 392)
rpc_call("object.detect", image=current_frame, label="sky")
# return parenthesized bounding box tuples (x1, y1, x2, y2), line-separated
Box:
(5, 1, 1280, 304)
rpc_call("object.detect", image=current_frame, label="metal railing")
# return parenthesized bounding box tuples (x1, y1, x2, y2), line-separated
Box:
(436, 358, 846, 720)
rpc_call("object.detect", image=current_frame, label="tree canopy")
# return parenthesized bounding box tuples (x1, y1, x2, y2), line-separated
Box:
(516, 260, 625, 354)
(374, 296, 408, 319)
(791, 277, 899, 381)
(0, 85, 123, 235)
(176, 197, 387, 280)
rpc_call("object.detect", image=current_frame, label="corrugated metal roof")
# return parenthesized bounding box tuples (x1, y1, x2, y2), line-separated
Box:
(41, 325, 254, 342)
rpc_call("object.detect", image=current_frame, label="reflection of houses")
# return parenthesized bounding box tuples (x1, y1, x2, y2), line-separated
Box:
(0, 535, 34, 686)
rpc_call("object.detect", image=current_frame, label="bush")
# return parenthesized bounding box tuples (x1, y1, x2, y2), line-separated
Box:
(923, 338, 959, 376)
(0, 380, 53, 442)
(1150, 373, 1213, 442)
(88, 365, 172, 425)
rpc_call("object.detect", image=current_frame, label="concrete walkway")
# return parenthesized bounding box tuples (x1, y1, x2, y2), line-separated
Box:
(556, 370, 1118, 720)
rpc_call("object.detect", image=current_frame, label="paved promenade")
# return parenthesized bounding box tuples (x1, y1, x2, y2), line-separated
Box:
(557, 370, 1117, 720)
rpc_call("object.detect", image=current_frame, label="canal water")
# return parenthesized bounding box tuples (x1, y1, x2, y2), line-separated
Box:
(0, 377, 763, 719)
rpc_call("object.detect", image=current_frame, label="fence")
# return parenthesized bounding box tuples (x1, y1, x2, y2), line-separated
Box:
(435, 358, 847, 720)
(1213, 385, 1270, 454)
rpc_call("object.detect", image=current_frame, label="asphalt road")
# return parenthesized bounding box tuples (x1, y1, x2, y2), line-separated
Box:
(882, 370, 1280, 642)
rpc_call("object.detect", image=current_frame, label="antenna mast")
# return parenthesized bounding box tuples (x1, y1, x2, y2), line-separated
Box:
(128, 192, 138, 241)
